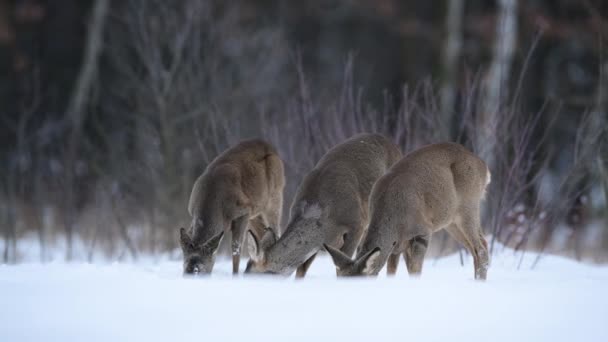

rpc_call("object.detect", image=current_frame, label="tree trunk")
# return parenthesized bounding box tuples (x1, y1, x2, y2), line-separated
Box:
(595, 61, 608, 226)
(440, 0, 465, 140)
(478, 0, 518, 168)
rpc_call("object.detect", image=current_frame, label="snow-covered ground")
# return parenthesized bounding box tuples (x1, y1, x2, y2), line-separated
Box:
(1, 251, 607, 342)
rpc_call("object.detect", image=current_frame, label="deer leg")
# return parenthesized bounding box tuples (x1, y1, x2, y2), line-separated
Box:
(264, 192, 283, 236)
(479, 232, 489, 252)
(459, 211, 489, 280)
(473, 237, 489, 280)
(231, 215, 249, 274)
(295, 253, 317, 278)
(446, 223, 479, 278)
(387, 253, 400, 276)
(446, 223, 474, 253)
(404, 234, 430, 276)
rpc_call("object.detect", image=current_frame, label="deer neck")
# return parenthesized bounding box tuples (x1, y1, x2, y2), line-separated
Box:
(264, 217, 324, 275)
(191, 209, 224, 245)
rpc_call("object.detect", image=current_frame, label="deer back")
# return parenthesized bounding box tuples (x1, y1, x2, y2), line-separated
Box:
(247, 133, 401, 275)
(187, 139, 284, 241)
(333, 142, 490, 276)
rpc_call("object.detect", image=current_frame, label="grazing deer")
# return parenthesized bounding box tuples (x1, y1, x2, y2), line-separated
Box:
(325, 142, 491, 280)
(179, 139, 285, 275)
(245, 133, 402, 277)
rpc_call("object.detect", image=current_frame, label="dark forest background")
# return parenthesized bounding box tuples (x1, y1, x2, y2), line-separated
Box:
(0, 0, 607, 263)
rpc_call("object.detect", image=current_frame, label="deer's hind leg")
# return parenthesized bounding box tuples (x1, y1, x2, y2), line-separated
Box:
(404, 233, 430, 276)
(456, 207, 489, 280)
(231, 215, 250, 274)
(445, 223, 474, 252)
(263, 191, 283, 236)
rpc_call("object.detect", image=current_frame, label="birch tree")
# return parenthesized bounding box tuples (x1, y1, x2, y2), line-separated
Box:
(478, 0, 518, 169)
(440, 0, 465, 139)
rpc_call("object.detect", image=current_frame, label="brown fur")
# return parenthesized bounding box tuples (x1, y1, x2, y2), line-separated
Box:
(326, 142, 491, 280)
(245, 133, 402, 277)
(179, 139, 285, 275)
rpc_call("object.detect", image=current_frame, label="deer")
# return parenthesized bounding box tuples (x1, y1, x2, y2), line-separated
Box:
(245, 133, 402, 278)
(325, 142, 491, 280)
(179, 139, 285, 275)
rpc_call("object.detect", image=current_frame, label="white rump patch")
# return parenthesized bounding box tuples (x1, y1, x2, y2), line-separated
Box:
(486, 169, 492, 186)
(302, 203, 322, 220)
(482, 168, 492, 199)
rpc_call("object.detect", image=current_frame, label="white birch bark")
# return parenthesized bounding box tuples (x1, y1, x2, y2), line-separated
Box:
(440, 0, 465, 139)
(479, 0, 518, 167)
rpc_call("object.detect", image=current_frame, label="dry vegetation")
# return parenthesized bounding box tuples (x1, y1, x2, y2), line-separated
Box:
(1, 0, 606, 263)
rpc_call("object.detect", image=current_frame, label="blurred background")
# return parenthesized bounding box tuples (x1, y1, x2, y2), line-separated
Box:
(0, 0, 606, 263)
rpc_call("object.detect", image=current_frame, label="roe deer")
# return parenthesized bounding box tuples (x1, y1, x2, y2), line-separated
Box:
(245, 133, 401, 277)
(325, 142, 491, 280)
(179, 139, 285, 275)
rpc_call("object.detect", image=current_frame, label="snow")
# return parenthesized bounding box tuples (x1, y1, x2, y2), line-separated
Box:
(1, 251, 608, 342)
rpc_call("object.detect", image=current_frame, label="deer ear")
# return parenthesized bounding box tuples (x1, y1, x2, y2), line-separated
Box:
(179, 228, 193, 251)
(202, 231, 224, 253)
(247, 230, 262, 261)
(359, 247, 381, 275)
(260, 227, 277, 249)
(324, 244, 354, 270)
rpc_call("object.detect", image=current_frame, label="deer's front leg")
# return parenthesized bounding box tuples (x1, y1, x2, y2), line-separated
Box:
(231, 215, 249, 274)
(387, 253, 400, 276)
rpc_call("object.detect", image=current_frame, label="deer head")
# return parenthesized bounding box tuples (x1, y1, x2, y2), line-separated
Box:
(179, 228, 224, 276)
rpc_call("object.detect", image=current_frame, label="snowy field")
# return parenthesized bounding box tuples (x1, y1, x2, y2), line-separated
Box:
(1, 250, 608, 342)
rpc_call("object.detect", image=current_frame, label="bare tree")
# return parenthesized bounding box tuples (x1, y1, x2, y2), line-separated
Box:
(105, 0, 293, 253)
(596, 60, 608, 219)
(4, 0, 604, 263)
(63, 0, 109, 260)
(0, 68, 42, 262)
